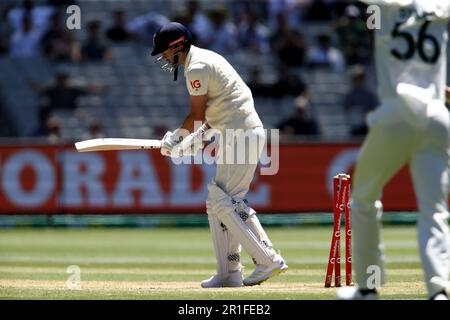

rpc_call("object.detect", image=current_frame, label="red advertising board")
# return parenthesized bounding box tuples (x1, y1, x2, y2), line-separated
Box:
(0, 143, 416, 214)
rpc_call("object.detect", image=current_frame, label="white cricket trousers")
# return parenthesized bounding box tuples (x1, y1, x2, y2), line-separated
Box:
(351, 101, 450, 297)
(206, 126, 276, 275)
(213, 126, 266, 199)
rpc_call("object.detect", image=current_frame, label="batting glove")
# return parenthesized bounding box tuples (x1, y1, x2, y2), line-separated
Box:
(174, 132, 204, 156)
(160, 131, 183, 157)
(172, 123, 209, 157)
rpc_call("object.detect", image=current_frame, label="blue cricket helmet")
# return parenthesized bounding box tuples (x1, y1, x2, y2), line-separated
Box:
(151, 22, 193, 56)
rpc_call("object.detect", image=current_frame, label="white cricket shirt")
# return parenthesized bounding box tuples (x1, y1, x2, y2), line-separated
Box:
(363, 0, 450, 101)
(183, 45, 263, 132)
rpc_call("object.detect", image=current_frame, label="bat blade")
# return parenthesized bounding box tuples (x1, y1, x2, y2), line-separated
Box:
(75, 138, 162, 152)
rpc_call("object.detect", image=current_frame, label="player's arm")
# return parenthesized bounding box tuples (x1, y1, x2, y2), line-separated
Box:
(160, 64, 209, 157)
(160, 96, 208, 157)
(180, 94, 208, 133)
(180, 63, 209, 133)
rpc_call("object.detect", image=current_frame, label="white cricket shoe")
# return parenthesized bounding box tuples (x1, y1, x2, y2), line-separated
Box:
(201, 270, 243, 288)
(337, 287, 379, 300)
(429, 278, 450, 300)
(243, 255, 288, 286)
(431, 293, 448, 300)
(430, 288, 449, 300)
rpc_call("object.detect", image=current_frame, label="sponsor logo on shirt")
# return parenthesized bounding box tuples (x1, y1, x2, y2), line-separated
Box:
(190, 80, 201, 89)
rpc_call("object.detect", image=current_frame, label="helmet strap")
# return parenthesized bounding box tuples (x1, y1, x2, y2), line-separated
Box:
(173, 54, 179, 81)
(173, 66, 178, 81)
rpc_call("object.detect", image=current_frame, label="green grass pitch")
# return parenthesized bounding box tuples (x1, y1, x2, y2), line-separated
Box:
(0, 225, 426, 299)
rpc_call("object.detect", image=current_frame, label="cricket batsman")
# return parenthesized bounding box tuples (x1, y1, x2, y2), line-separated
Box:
(338, 0, 450, 299)
(150, 22, 288, 287)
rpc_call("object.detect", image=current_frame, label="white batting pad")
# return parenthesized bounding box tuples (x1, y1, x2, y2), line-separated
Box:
(234, 200, 273, 250)
(207, 215, 242, 277)
(207, 215, 228, 277)
(207, 183, 275, 266)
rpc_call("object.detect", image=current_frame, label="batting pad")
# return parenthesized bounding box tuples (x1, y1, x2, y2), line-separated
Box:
(207, 183, 275, 266)
(234, 200, 273, 250)
(207, 215, 242, 276)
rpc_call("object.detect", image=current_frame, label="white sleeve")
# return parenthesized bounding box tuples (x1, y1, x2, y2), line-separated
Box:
(359, 0, 413, 6)
(185, 63, 209, 96)
(359, 0, 450, 18)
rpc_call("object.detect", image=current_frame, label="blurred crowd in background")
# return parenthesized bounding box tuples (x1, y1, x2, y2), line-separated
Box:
(0, 0, 383, 143)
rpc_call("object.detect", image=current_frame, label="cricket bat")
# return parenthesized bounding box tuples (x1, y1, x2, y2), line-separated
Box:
(75, 138, 162, 152)
(75, 123, 210, 153)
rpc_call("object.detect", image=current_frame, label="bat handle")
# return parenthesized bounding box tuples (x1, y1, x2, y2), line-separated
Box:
(194, 122, 210, 138)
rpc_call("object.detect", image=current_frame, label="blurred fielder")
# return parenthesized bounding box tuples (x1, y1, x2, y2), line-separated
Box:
(339, 0, 450, 300)
(151, 22, 287, 287)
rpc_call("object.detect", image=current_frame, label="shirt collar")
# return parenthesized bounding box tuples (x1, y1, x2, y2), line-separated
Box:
(184, 45, 196, 74)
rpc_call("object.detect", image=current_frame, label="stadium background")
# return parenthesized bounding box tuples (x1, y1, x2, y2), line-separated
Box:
(1, 0, 447, 302)
(0, 0, 448, 227)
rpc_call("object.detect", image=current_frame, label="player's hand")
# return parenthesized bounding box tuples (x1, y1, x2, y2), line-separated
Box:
(173, 133, 204, 157)
(160, 131, 182, 157)
(172, 125, 207, 157)
(161, 124, 208, 157)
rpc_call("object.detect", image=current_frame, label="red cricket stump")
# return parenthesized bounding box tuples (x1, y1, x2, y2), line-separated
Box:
(335, 234, 341, 287)
(334, 179, 342, 287)
(325, 174, 352, 288)
(345, 175, 352, 286)
(335, 176, 347, 287)
(325, 175, 343, 287)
